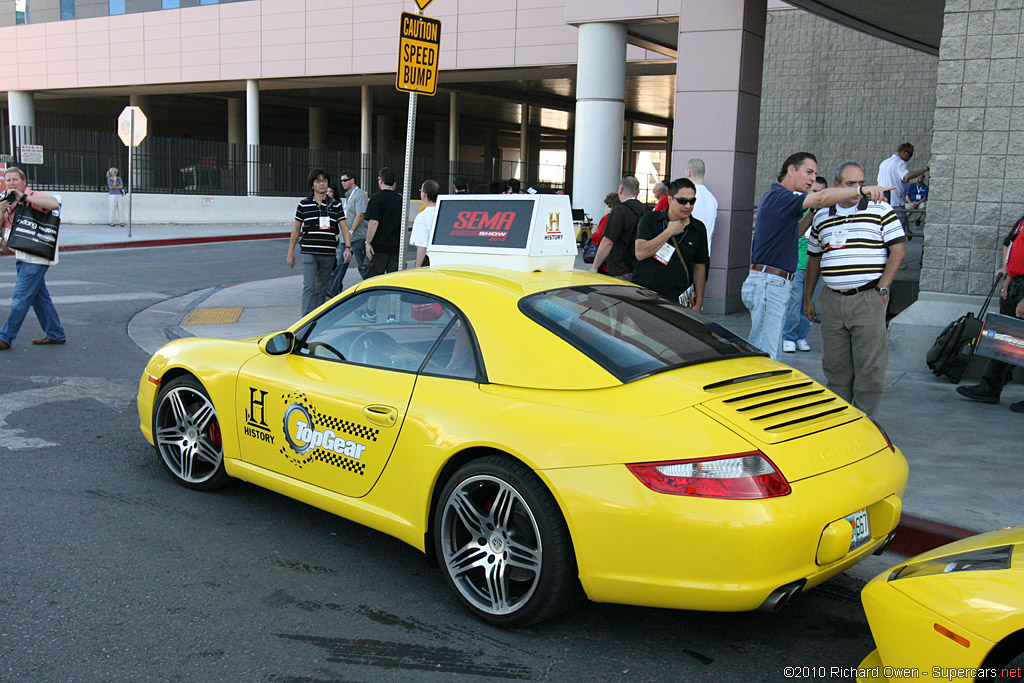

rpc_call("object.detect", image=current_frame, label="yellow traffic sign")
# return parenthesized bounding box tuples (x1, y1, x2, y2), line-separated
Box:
(414, 0, 433, 9)
(397, 12, 441, 96)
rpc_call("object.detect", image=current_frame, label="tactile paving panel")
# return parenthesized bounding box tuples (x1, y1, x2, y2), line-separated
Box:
(182, 307, 244, 325)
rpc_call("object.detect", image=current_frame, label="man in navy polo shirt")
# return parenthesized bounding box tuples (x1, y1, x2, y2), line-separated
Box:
(742, 152, 893, 359)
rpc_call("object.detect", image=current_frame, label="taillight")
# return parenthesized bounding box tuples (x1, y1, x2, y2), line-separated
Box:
(870, 418, 896, 452)
(626, 452, 791, 499)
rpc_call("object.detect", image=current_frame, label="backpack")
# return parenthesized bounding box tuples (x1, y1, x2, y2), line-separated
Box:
(925, 275, 1002, 382)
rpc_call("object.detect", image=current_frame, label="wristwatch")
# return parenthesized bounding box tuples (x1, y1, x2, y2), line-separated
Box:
(875, 286, 890, 296)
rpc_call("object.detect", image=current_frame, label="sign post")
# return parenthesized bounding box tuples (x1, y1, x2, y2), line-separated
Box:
(118, 106, 148, 238)
(396, 8, 441, 270)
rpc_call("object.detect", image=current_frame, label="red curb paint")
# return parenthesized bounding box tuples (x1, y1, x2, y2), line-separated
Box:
(890, 514, 979, 558)
(1, 232, 289, 256)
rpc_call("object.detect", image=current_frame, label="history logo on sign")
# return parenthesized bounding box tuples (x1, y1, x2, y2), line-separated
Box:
(397, 12, 442, 96)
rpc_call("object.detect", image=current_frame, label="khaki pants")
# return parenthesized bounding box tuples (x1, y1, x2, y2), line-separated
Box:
(819, 286, 888, 419)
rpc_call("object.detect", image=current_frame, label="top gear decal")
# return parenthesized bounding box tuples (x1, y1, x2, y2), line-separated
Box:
(278, 392, 376, 475)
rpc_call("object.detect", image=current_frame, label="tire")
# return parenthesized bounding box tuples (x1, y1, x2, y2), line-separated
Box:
(152, 375, 230, 491)
(433, 455, 582, 627)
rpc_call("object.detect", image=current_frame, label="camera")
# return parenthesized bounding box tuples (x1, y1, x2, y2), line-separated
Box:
(1, 191, 18, 205)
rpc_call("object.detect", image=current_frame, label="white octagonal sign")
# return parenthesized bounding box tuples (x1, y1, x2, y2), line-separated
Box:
(118, 106, 148, 147)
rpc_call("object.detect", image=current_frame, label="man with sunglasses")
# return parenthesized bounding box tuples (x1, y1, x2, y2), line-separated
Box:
(633, 178, 709, 311)
(327, 170, 369, 296)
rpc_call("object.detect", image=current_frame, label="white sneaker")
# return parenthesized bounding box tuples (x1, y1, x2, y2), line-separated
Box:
(796, 339, 811, 352)
(782, 340, 796, 353)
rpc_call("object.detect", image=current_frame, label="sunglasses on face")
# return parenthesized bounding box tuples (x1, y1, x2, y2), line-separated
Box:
(673, 196, 697, 206)
(340, 177, 352, 182)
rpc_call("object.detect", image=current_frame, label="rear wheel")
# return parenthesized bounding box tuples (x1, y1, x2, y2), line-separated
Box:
(996, 652, 1024, 682)
(433, 455, 582, 626)
(152, 376, 229, 490)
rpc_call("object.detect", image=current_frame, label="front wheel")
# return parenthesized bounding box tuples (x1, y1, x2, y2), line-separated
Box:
(433, 455, 582, 626)
(152, 375, 229, 491)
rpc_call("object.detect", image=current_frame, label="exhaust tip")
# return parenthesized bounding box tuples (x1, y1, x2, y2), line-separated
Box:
(873, 531, 897, 556)
(757, 580, 806, 612)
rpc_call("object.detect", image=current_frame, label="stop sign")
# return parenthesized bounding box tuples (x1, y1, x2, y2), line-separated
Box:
(118, 106, 148, 147)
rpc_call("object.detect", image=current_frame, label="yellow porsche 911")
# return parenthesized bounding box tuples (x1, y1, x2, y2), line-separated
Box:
(858, 526, 1024, 683)
(137, 266, 908, 626)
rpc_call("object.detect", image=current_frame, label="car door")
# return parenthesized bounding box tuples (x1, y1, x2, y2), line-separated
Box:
(236, 288, 456, 498)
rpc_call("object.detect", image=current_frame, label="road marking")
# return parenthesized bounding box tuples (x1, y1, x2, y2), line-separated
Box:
(1, 292, 166, 305)
(0, 376, 136, 451)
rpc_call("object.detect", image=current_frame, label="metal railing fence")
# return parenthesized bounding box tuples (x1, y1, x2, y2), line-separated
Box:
(3, 126, 565, 198)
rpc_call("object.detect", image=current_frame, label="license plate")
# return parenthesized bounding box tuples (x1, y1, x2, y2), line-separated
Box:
(846, 508, 871, 551)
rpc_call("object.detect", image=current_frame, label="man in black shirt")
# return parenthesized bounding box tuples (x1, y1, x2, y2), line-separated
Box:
(359, 168, 404, 322)
(632, 177, 709, 311)
(589, 175, 646, 278)
(364, 167, 404, 278)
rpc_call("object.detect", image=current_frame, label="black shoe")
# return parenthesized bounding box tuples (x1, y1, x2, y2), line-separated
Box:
(956, 383, 1000, 404)
(1011, 401, 1024, 414)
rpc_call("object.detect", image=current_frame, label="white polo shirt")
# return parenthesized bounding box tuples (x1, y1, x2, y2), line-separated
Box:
(877, 155, 909, 207)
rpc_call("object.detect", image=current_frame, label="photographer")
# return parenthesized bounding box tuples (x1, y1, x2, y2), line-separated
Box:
(0, 166, 66, 349)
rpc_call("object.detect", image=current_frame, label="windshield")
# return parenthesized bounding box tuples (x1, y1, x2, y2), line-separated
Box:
(519, 285, 762, 382)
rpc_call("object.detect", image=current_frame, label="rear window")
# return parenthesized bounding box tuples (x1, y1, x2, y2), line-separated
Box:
(519, 285, 761, 382)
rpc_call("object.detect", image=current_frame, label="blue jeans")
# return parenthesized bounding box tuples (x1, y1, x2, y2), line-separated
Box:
(783, 268, 812, 342)
(741, 269, 792, 360)
(327, 239, 366, 297)
(1, 261, 66, 344)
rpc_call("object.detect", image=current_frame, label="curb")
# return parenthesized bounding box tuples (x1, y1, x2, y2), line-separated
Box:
(2, 231, 290, 256)
(890, 514, 979, 558)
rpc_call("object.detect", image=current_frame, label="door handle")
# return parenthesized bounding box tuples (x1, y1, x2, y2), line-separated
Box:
(363, 404, 398, 427)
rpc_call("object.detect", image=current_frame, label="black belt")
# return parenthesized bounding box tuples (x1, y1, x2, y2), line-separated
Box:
(831, 280, 879, 296)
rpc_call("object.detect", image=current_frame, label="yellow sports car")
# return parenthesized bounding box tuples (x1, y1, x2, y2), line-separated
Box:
(137, 266, 908, 626)
(858, 526, 1024, 683)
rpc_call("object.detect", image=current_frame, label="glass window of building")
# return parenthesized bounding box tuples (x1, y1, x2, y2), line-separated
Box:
(200, 0, 218, 4)
(15, 0, 26, 24)
(109, 0, 125, 14)
(162, 0, 180, 8)
(60, 0, 74, 19)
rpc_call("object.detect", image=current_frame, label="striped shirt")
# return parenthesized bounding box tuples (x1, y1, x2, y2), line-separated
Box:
(808, 198, 905, 290)
(294, 195, 343, 255)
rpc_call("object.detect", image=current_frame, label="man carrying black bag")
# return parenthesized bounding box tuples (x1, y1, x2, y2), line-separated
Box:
(0, 166, 66, 350)
(955, 213, 1024, 412)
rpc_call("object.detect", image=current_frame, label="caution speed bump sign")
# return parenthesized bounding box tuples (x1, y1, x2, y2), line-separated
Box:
(397, 12, 441, 96)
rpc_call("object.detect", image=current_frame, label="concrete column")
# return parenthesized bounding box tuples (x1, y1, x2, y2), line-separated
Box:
(571, 22, 627, 220)
(664, 126, 673, 179)
(246, 79, 260, 195)
(484, 128, 499, 177)
(519, 103, 529, 183)
(671, 0, 765, 314)
(448, 91, 459, 162)
(361, 85, 373, 191)
(376, 114, 393, 157)
(7, 90, 35, 153)
(129, 94, 152, 189)
(624, 120, 634, 176)
(309, 106, 327, 151)
(564, 112, 575, 197)
(228, 97, 244, 145)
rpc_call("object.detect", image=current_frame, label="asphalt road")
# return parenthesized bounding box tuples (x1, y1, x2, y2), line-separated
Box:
(1, 240, 887, 682)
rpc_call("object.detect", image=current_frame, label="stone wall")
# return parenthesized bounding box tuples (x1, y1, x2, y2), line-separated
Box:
(757, 7, 938, 205)
(922, 0, 1024, 296)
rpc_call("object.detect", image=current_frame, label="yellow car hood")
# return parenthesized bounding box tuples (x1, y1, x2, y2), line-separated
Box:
(883, 527, 1024, 644)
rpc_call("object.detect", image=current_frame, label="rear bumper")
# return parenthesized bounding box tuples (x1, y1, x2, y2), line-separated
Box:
(540, 446, 908, 612)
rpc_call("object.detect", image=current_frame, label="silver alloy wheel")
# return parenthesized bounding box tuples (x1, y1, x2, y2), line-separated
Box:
(439, 474, 543, 616)
(154, 385, 223, 484)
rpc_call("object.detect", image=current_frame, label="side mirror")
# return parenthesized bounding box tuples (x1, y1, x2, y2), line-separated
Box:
(261, 331, 294, 355)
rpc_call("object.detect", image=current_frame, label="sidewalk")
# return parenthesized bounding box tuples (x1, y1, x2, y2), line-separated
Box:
(119, 225, 1021, 558)
(57, 222, 289, 252)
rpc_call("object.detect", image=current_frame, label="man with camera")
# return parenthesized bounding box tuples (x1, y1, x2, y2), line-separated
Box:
(0, 166, 66, 349)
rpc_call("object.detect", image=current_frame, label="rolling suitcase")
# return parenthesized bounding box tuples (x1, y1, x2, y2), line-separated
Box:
(925, 274, 1003, 383)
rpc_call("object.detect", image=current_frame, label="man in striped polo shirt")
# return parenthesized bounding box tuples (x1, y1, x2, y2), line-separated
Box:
(803, 161, 906, 419)
(287, 168, 347, 315)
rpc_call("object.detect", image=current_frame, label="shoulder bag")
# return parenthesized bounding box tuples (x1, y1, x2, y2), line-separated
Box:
(6, 201, 61, 261)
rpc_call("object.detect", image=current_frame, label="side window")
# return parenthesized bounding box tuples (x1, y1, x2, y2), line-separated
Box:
(421, 318, 479, 380)
(296, 289, 455, 373)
